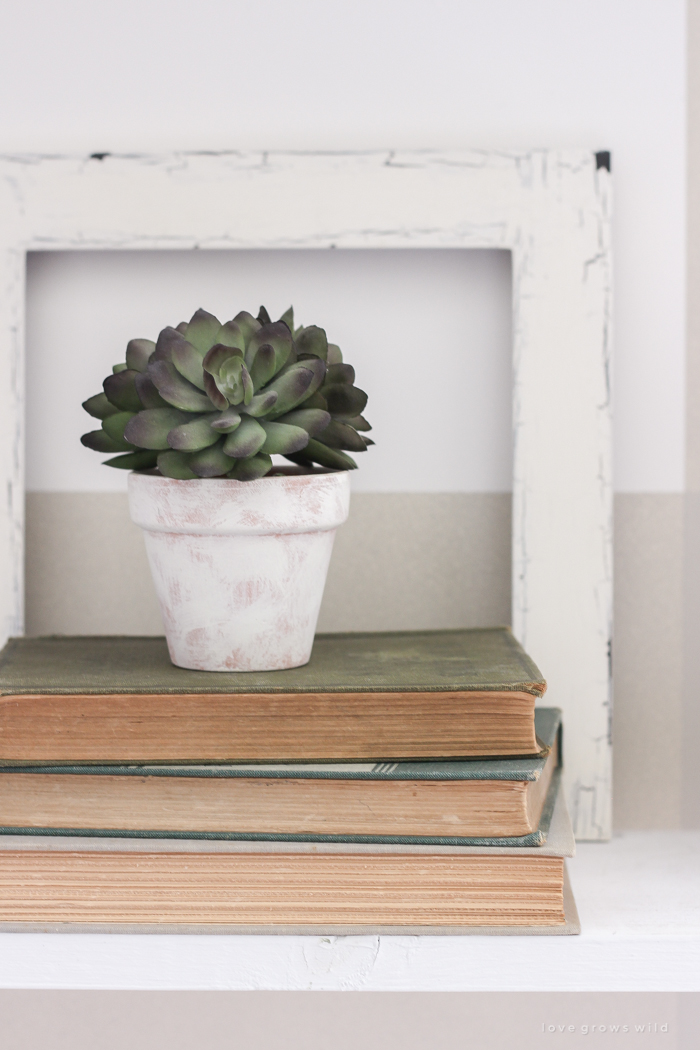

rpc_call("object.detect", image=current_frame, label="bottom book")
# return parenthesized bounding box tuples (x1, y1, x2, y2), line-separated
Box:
(0, 780, 579, 935)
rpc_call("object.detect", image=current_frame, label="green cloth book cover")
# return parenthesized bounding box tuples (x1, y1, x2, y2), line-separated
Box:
(0, 628, 546, 695)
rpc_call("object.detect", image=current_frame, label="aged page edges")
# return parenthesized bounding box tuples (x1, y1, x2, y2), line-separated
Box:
(1, 707, 560, 780)
(0, 774, 575, 857)
(0, 767, 567, 849)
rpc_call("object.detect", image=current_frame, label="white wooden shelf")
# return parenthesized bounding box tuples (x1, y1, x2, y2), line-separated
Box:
(0, 831, 696, 991)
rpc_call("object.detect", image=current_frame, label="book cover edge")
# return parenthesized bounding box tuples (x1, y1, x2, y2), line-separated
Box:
(0, 629, 547, 696)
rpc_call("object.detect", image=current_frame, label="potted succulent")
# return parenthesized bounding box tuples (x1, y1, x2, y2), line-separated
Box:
(81, 306, 372, 672)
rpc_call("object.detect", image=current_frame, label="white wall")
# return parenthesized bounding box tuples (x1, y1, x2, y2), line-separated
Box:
(26, 248, 513, 493)
(1, 0, 686, 494)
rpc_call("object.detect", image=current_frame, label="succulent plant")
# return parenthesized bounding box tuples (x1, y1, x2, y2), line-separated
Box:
(81, 306, 372, 481)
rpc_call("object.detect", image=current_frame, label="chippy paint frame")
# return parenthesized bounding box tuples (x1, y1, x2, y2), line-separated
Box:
(0, 149, 612, 839)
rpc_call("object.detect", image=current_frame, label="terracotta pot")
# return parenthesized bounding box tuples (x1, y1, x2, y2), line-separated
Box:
(127, 469, 350, 672)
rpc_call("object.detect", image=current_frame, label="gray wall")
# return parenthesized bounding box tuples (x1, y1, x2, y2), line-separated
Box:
(25, 490, 689, 830)
(24, 493, 512, 638)
(685, 0, 700, 829)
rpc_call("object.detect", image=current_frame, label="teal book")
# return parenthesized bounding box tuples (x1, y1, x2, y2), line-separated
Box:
(0, 709, 561, 847)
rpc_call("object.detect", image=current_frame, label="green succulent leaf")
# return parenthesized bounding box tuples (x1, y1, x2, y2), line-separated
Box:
(295, 325, 328, 362)
(148, 359, 213, 412)
(203, 371, 228, 411)
(123, 407, 190, 449)
(324, 384, 368, 418)
(246, 322, 294, 374)
(231, 311, 261, 345)
(238, 366, 255, 406)
(266, 359, 326, 418)
(326, 343, 343, 365)
(99, 413, 136, 451)
(134, 372, 170, 409)
(227, 453, 273, 481)
(215, 356, 254, 406)
(112, 363, 128, 374)
(190, 441, 232, 477)
(152, 326, 182, 362)
(248, 344, 277, 391)
(275, 408, 331, 436)
(342, 414, 372, 432)
(240, 390, 278, 417)
(257, 305, 272, 326)
(167, 414, 222, 452)
(210, 406, 242, 432)
(125, 338, 156, 373)
(302, 391, 328, 411)
(283, 451, 313, 467)
(83, 392, 120, 420)
(81, 429, 129, 453)
(203, 343, 243, 374)
(222, 416, 266, 458)
(218, 358, 246, 390)
(259, 421, 310, 455)
(103, 369, 143, 413)
(184, 309, 222, 354)
(316, 419, 367, 451)
(103, 450, 159, 471)
(157, 450, 197, 480)
(214, 321, 246, 352)
(175, 322, 189, 335)
(171, 338, 207, 390)
(324, 363, 355, 386)
(279, 306, 294, 332)
(300, 438, 357, 471)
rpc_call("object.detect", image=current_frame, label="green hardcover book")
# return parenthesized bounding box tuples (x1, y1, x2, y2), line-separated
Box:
(0, 629, 546, 763)
(0, 710, 561, 846)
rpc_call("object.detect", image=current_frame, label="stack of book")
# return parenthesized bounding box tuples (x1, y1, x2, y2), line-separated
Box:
(0, 628, 579, 933)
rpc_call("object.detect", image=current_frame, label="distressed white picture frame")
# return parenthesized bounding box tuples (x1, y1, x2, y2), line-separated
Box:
(0, 149, 612, 839)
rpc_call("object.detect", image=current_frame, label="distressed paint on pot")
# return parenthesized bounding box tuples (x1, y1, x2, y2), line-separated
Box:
(128, 469, 350, 672)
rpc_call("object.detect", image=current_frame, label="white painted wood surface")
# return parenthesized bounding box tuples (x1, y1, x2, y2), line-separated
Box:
(0, 149, 612, 838)
(0, 832, 695, 991)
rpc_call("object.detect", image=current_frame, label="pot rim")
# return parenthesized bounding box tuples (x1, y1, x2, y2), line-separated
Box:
(127, 465, 351, 536)
(130, 465, 349, 484)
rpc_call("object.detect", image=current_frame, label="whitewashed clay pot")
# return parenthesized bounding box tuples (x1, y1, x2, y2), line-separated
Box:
(127, 469, 350, 672)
